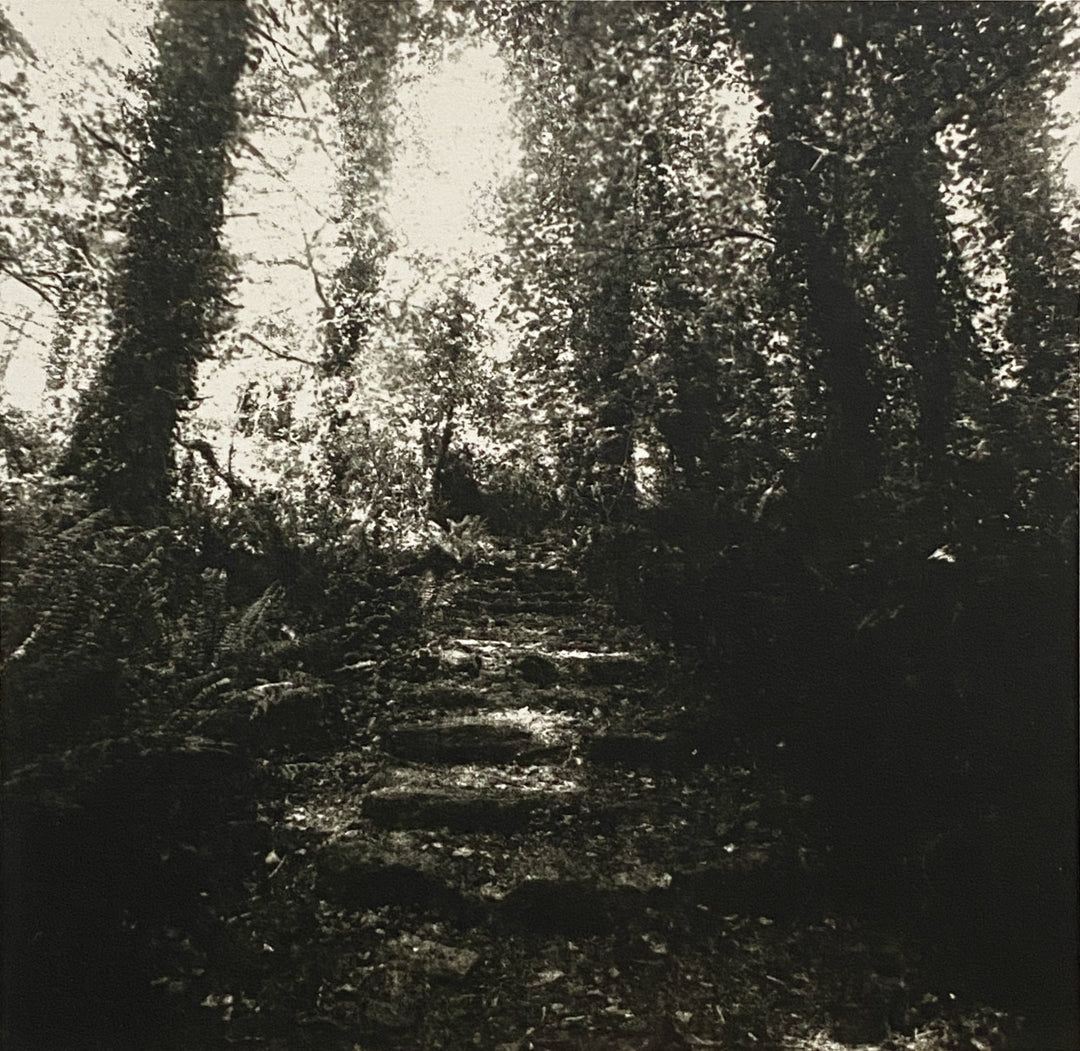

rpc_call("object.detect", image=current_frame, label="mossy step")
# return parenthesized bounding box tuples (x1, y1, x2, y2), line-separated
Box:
(361, 764, 583, 833)
(509, 650, 654, 687)
(315, 842, 650, 938)
(401, 684, 498, 709)
(315, 832, 804, 935)
(500, 565, 578, 590)
(394, 682, 611, 717)
(316, 839, 471, 916)
(453, 583, 579, 605)
(434, 608, 615, 631)
(382, 710, 576, 764)
(452, 595, 583, 616)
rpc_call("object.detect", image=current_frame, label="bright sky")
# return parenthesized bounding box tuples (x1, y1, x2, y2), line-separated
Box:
(3, 0, 155, 66)
(388, 42, 518, 261)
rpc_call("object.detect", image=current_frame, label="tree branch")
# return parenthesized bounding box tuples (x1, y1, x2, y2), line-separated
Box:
(177, 436, 254, 498)
(0, 312, 52, 352)
(250, 19, 301, 61)
(240, 330, 320, 368)
(78, 121, 139, 169)
(301, 230, 332, 314)
(0, 260, 59, 308)
(235, 137, 333, 219)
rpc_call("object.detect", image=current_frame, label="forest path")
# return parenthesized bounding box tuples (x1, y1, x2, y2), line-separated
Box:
(225, 540, 942, 1050)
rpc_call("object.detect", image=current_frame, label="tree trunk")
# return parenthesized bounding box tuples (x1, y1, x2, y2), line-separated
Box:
(63, 0, 249, 523)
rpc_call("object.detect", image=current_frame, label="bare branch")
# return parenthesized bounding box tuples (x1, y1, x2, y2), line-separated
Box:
(177, 436, 254, 498)
(240, 330, 320, 369)
(0, 312, 52, 352)
(78, 120, 139, 169)
(0, 261, 59, 308)
(250, 20, 301, 61)
(234, 137, 333, 220)
(300, 230, 332, 314)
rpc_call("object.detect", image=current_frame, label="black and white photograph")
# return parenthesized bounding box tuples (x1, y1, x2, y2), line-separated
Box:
(2, 2, 1078, 1048)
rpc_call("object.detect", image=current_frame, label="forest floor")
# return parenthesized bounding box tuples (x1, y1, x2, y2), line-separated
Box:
(157, 535, 1038, 1051)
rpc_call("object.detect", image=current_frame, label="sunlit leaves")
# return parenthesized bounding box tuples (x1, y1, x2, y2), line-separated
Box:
(492, 3, 773, 516)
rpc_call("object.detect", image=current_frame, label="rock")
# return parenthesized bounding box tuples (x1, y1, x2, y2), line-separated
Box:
(315, 840, 467, 916)
(439, 647, 482, 677)
(515, 653, 560, 686)
(362, 786, 560, 834)
(385, 719, 548, 764)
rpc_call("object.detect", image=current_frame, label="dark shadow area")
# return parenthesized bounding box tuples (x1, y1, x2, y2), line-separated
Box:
(589, 514, 1079, 1048)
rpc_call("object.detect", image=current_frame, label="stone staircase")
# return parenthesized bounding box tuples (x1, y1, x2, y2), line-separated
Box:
(233, 542, 867, 1050)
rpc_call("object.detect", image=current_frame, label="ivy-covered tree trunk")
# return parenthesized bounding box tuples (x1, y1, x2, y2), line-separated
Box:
(729, 5, 883, 497)
(320, 0, 405, 376)
(63, 0, 249, 524)
(972, 22, 1080, 535)
(580, 268, 636, 521)
(305, 1, 406, 524)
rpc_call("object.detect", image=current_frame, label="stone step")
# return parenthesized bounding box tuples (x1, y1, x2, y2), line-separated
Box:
(315, 839, 472, 917)
(448, 635, 639, 659)
(399, 683, 495, 710)
(434, 610, 615, 634)
(314, 841, 646, 937)
(382, 709, 577, 764)
(451, 595, 583, 616)
(510, 649, 655, 687)
(391, 682, 613, 719)
(387, 640, 655, 687)
(314, 822, 806, 931)
(361, 764, 583, 833)
(386, 648, 656, 694)
(499, 565, 578, 590)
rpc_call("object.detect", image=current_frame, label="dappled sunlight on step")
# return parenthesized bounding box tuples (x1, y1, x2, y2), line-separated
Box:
(383, 707, 579, 763)
(361, 761, 585, 832)
(373, 761, 582, 795)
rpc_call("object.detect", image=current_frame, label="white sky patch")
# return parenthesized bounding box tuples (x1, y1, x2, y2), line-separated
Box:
(379, 41, 520, 365)
(387, 42, 519, 265)
(1055, 68, 1080, 194)
(3, 0, 155, 69)
(191, 38, 520, 450)
(193, 51, 344, 435)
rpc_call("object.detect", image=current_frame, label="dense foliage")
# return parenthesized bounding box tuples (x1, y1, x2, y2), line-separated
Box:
(1, 1, 1076, 1048)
